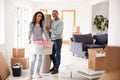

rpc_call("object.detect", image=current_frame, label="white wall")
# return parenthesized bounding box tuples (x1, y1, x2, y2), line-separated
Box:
(108, 0, 120, 46)
(91, 0, 109, 5)
(0, 0, 5, 44)
(33, 1, 92, 34)
(92, 2, 109, 34)
(0, 0, 7, 61)
(0, 0, 4, 44)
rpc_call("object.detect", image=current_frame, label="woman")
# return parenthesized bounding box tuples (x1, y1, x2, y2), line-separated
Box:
(28, 11, 50, 79)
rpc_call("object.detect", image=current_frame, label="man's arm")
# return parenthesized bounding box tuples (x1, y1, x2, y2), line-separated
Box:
(50, 21, 63, 36)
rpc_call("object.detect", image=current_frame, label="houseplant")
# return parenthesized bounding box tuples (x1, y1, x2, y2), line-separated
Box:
(94, 15, 109, 34)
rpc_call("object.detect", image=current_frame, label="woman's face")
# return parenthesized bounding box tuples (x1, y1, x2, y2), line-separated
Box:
(36, 13, 42, 22)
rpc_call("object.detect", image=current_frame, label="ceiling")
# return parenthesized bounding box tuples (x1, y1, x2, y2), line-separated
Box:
(29, 0, 91, 2)
(29, 0, 108, 5)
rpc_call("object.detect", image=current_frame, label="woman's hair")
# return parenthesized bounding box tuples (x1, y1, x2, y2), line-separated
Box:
(31, 11, 44, 30)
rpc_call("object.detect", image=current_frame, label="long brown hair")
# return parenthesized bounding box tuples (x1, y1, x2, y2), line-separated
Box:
(31, 11, 44, 30)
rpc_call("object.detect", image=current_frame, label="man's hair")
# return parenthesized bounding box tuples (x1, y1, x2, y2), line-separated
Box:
(52, 10, 59, 14)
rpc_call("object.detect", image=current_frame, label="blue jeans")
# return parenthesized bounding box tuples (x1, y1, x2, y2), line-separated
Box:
(50, 39, 62, 70)
(29, 54, 42, 75)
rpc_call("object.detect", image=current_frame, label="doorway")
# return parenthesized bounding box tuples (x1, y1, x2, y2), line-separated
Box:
(61, 10, 76, 44)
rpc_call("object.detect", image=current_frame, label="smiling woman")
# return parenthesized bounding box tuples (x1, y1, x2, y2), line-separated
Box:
(0, 0, 5, 45)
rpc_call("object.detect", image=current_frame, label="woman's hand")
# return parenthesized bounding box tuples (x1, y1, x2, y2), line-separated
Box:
(28, 40, 31, 44)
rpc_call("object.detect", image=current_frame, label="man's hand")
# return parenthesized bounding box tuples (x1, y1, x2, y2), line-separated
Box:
(46, 26, 50, 31)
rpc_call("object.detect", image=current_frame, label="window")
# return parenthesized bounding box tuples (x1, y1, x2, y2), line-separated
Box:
(16, 6, 32, 48)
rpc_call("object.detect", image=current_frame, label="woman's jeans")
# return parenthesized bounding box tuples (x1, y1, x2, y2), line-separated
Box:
(29, 54, 42, 75)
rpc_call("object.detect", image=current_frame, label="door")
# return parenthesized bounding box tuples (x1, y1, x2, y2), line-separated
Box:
(61, 10, 76, 44)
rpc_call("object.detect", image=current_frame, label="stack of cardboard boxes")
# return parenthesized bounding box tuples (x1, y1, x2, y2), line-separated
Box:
(72, 26, 81, 35)
(11, 48, 29, 69)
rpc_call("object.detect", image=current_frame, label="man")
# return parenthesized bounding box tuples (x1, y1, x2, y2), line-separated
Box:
(46, 10, 63, 74)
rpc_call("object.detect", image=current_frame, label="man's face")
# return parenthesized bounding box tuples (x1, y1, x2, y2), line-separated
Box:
(52, 11, 58, 20)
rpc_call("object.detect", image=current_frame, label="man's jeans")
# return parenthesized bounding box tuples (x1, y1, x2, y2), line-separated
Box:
(50, 39, 62, 70)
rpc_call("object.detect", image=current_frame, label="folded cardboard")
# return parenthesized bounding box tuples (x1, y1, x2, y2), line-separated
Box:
(44, 14, 51, 27)
(88, 48, 105, 71)
(40, 55, 51, 73)
(11, 57, 29, 69)
(0, 53, 10, 80)
(44, 14, 51, 37)
(12, 48, 25, 58)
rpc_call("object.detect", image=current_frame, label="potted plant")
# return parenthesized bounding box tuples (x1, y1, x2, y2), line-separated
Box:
(94, 15, 109, 34)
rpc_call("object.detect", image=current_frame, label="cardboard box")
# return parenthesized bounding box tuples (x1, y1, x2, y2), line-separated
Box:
(88, 48, 105, 71)
(0, 75, 1, 80)
(105, 46, 120, 72)
(99, 46, 120, 80)
(99, 71, 120, 80)
(11, 57, 29, 69)
(12, 48, 25, 58)
(0, 53, 10, 80)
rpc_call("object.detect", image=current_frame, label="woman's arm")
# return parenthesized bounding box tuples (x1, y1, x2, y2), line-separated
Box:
(28, 23, 33, 43)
